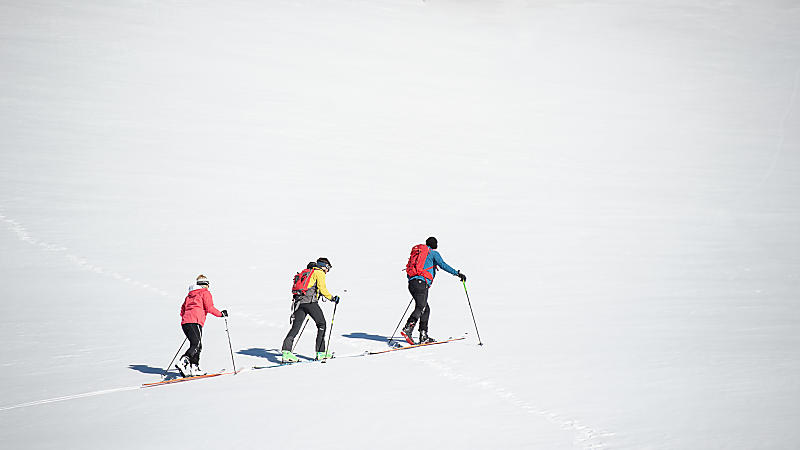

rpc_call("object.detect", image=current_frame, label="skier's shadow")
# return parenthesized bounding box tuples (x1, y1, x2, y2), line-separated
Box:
(237, 348, 283, 364)
(129, 364, 166, 375)
(129, 364, 181, 379)
(342, 332, 402, 344)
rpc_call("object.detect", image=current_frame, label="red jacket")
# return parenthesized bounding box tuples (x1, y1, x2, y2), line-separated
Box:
(180, 287, 222, 326)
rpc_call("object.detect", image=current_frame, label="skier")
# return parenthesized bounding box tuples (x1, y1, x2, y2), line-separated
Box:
(281, 257, 340, 363)
(402, 237, 466, 345)
(176, 274, 228, 377)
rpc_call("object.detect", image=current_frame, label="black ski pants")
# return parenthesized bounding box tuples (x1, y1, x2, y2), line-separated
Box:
(282, 302, 327, 353)
(406, 278, 430, 332)
(181, 323, 203, 365)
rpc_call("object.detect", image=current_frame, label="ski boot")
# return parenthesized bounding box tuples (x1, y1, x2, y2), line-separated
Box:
(191, 364, 206, 376)
(281, 350, 300, 363)
(400, 322, 416, 345)
(419, 330, 435, 344)
(176, 356, 192, 378)
(316, 351, 333, 361)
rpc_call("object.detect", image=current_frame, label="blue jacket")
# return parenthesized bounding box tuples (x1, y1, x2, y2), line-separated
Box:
(408, 248, 459, 286)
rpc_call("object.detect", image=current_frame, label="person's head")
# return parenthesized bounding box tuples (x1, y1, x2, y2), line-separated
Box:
(196, 274, 210, 289)
(316, 257, 332, 272)
(425, 237, 438, 250)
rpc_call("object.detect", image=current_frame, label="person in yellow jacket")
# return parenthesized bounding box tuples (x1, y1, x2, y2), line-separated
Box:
(281, 257, 340, 362)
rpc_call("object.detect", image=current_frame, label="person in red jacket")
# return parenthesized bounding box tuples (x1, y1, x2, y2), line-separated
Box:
(176, 274, 227, 377)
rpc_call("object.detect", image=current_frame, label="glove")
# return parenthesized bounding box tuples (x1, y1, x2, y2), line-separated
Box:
(331, 295, 340, 304)
(457, 271, 467, 282)
(221, 310, 228, 317)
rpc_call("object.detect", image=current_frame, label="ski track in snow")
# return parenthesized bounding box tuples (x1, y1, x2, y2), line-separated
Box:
(408, 351, 614, 449)
(0, 207, 171, 298)
(0, 209, 616, 448)
(755, 66, 800, 190)
(339, 338, 616, 450)
(0, 387, 141, 412)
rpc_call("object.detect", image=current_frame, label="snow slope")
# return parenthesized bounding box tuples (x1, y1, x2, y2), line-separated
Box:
(1, 0, 799, 448)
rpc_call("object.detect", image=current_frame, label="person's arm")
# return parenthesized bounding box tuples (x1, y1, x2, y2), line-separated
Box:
(432, 251, 459, 276)
(203, 291, 223, 317)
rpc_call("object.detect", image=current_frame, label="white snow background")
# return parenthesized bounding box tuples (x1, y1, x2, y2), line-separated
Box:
(1, 0, 799, 448)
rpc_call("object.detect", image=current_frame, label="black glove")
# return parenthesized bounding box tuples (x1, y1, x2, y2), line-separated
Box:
(221, 310, 228, 317)
(331, 295, 340, 304)
(457, 271, 467, 282)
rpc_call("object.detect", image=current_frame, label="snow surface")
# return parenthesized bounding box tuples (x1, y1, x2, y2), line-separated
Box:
(1, 0, 799, 448)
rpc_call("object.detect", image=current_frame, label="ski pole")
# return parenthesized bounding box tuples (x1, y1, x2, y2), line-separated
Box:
(291, 316, 310, 352)
(462, 281, 483, 345)
(387, 298, 413, 344)
(224, 317, 237, 373)
(163, 337, 187, 378)
(325, 301, 338, 358)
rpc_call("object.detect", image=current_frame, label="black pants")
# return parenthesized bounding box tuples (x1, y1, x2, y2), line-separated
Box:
(282, 302, 327, 352)
(181, 323, 203, 365)
(406, 278, 430, 332)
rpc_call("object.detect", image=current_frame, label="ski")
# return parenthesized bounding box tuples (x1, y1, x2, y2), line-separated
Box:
(368, 336, 466, 355)
(142, 369, 236, 388)
(253, 355, 333, 370)
(252, 350, 376, 369)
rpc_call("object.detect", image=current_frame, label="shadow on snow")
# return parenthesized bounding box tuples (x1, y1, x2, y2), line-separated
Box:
(237, 348, 283, 363)
(341, 332, 403, 343)
(129, 364, 181, 380)
(129, 364, 165, 375)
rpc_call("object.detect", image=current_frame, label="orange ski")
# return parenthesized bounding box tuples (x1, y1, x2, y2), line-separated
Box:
(369, 336, 466, 355)
(142, 371, 234, 388)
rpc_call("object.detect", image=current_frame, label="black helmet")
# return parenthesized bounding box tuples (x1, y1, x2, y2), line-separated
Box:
(316, 257, 332, 270)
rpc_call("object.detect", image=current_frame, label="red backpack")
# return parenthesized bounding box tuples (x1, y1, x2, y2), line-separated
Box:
(406, 244, 434, 281)
(292, 268, 315, 296)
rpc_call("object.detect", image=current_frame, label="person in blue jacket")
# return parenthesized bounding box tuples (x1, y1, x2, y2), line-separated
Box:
(401, 237, 467, 345)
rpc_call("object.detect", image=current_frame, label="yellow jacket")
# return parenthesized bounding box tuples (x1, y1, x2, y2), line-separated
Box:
(307, 268, 333, 301)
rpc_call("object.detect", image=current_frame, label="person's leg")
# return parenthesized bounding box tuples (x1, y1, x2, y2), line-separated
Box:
(182, 323, 203, 365)
(196, 325, 203, 365)
(282, 307, 308, 351)
(405, 279, 429, 330)
(418, 298, 436, 343)
(416, 282, 431, 339)
(419, 301, 431, 332)
(305, 303, 327, 353)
